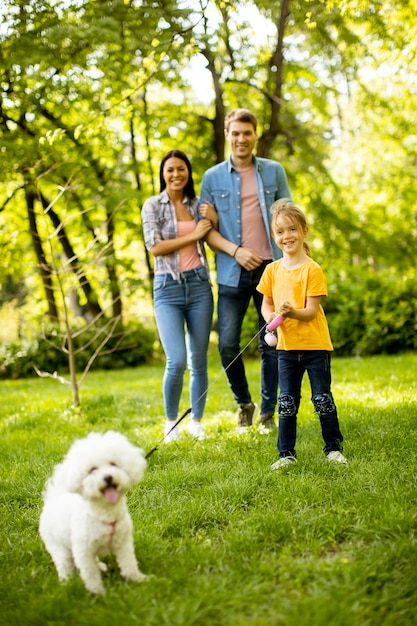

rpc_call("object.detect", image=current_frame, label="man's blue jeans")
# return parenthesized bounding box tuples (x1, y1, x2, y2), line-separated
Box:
(217, 261, 278, 416)
(277, 350, 344, 457)
(153, 266, 213, 420)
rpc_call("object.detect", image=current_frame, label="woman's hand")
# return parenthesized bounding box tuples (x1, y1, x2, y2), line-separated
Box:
(199, 201, 219, 229)
(193, 218, 213, 240)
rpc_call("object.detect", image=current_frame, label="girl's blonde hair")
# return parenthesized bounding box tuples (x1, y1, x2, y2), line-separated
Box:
(270, 199, 311, 256)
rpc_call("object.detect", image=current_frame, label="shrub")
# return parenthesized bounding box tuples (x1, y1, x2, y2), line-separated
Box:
(326, 268, 417, 356)
(0, 319, 158, 379)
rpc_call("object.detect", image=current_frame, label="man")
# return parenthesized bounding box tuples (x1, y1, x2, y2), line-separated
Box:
(200, 108, 292, 431)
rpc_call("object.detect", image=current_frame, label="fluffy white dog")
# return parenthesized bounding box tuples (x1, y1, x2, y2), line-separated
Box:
(39, 430, 148, 595)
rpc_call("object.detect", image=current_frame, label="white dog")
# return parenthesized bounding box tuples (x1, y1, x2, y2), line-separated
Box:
(39, 430, 148, 595)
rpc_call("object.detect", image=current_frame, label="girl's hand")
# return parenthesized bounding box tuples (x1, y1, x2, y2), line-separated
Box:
(278, 297, 320, 322)
(279, 301, 294, 317)
(268, 313, 276, 324)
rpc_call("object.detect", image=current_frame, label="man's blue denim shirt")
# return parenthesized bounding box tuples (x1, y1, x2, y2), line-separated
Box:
(199, 156, 292, 287)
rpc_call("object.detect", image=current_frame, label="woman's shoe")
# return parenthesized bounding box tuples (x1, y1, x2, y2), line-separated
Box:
(188, 420, 205, 439)
(164, 420, 180, 442)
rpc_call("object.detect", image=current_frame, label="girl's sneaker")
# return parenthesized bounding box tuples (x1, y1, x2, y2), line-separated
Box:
(188, 420, 205, 439)
(164, 421, 180, 442)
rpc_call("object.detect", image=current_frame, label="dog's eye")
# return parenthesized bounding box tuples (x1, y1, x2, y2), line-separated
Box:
(89, 466, 98, 474)
(109, 462, 118, 468)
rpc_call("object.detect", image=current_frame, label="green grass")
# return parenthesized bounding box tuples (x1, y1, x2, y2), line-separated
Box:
(1, 351, 417, 625)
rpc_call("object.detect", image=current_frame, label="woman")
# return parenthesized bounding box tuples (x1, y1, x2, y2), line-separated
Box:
(142, 150, 216, 441)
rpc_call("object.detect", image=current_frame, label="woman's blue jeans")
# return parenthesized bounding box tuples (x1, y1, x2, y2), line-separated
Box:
(217, 261, 278, 416)
(153, 266, 213, 420)
(277, 350, 344, 457)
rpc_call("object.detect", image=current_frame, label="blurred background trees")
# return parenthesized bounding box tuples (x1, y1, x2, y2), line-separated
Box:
(1, 0, 416, 376)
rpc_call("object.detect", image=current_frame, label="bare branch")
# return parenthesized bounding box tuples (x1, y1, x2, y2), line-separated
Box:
(32, 365, 71, 386)
(78, 316, 121, 387)
(0, 185, 25, 213)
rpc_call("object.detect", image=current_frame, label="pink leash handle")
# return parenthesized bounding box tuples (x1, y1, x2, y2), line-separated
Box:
(266, 314, 284, 332)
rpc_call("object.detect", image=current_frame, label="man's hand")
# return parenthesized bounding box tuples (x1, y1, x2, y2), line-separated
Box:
(234, 246, 263, 270)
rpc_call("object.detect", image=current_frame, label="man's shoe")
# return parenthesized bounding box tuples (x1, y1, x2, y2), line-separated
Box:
(237, 402, 257, 431)
(271, 456, 297, 470)
(258, 414, 276, 433)
(327, 450, 347, 464)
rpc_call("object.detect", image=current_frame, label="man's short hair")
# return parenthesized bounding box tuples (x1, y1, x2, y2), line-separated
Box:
(225, 108, 257, 132)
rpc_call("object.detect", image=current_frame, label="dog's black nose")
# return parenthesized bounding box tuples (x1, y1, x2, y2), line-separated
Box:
(103, 475, 113, 485)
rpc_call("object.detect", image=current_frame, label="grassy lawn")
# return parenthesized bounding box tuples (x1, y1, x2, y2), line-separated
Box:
(1, 351, 416, 625)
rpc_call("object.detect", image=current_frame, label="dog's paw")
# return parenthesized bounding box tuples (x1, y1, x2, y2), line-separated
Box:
(98, 561, 108, 573)
(126, 571, 148, 583)
(86, 581, 106, 595)
(143, 573, 155, 581)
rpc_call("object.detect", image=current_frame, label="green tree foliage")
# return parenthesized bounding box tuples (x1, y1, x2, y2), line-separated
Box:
(1, 0, 416, 353)
(188, 0, 417, 272)
(0, 0, 197, 325)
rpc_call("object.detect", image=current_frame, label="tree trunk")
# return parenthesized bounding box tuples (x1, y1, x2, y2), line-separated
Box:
(39, 192, 103, 320)
(105, 205, 122, 319)
(24, 184, 59, 320)
(39, 105, 123, 320)
(201, 49, 226, 163)
(257, 0, 291, 158)
(135, 91, 154, 285)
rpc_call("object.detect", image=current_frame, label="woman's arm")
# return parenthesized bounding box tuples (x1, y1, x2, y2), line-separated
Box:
(149, 219, 213, 256)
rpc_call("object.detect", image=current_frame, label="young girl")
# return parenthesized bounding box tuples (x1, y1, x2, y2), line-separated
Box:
(257, 199, 347, 468)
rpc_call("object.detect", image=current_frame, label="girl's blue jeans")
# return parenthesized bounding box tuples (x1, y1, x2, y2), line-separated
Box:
(277, 350, 344, 457)
(153, 266, 213, 420)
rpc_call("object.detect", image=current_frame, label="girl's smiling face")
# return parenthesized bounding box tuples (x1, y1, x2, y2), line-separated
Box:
(274, 215, 307, 255)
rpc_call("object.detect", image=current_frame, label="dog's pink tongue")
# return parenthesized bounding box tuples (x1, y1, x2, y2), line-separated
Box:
(103, 487, 120, 503)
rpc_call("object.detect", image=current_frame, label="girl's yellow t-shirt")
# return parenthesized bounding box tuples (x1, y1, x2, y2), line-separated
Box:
(257, 258, 333, 351)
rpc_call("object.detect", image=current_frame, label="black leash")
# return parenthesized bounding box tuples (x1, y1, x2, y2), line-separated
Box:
(145, 407, 192, 459)
(144, 317, 277, 459)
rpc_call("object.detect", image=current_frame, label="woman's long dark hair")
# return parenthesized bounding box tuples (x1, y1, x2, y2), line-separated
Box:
(159, 150, 196, 199)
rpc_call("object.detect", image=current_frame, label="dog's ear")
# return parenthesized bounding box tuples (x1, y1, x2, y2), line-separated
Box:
(49, 458, 85, 493)
(123, 447, 148, 485)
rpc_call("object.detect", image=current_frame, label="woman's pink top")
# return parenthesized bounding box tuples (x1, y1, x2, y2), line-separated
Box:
(177, 221, 201, 271)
